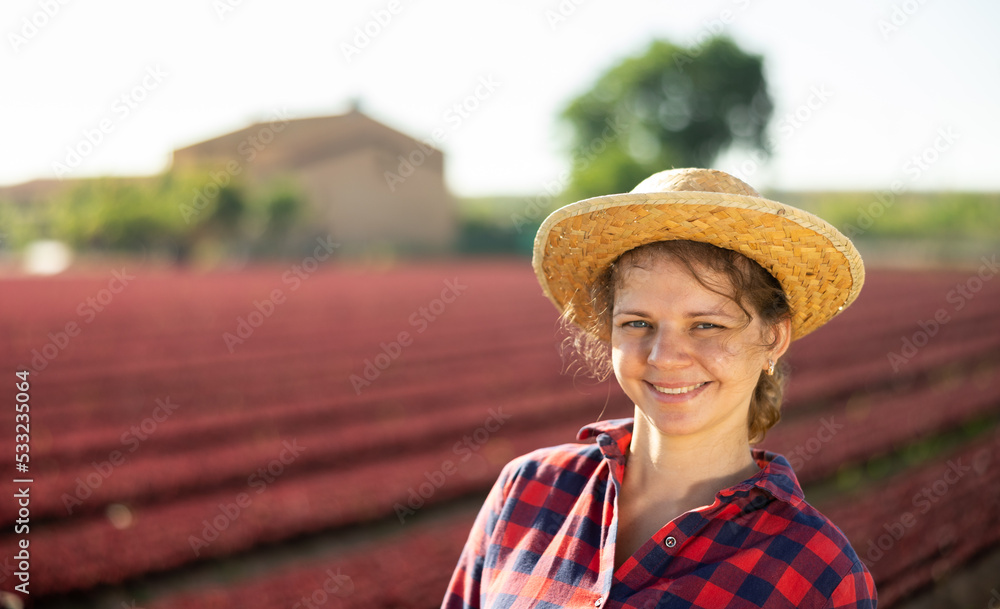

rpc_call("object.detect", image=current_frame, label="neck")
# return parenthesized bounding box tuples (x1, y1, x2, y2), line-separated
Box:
(624, 407, 760, 507)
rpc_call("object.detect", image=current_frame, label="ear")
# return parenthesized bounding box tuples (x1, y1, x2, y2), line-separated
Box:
(767, 317, 792, 363)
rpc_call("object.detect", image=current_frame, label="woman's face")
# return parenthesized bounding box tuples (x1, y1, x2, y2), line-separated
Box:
(610, 255, 789, 443)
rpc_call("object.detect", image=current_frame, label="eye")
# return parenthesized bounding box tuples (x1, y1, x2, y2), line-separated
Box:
(694, 322, 725, 330)
(621, 320, 651, 329)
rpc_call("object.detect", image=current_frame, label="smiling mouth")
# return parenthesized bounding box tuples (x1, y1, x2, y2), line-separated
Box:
(650, 382, 708, 395)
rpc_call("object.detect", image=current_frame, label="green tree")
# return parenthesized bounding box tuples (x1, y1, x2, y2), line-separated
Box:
(32, 168, 317, 264)
(48, 178, 173, 251)
(560, 36, 772, 199)
(239, 178, 308, 257)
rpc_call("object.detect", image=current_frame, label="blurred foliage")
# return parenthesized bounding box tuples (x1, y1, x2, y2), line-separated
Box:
(0, 168, 312, 263)
(774, 191, 1000, 240)
(456, 195, 546, 256)
(455, 218, 534, 256)
(560, 36, 772, 200)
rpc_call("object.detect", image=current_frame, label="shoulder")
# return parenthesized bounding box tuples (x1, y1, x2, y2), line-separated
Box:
(784, 498, 864, 563)
(746, 451, 875, 603)
(751, 451, 865, 569)
(490, 440, 606, 503)
(501, 440, 604, 483)
(761, 492, 875, 604)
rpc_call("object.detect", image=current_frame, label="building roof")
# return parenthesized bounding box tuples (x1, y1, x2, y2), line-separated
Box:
(171, 109, 444, 177)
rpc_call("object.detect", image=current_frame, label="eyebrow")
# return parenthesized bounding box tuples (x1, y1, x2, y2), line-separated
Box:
(612, 308, 740, 319)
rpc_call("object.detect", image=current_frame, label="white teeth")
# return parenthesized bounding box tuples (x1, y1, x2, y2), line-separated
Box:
(652, 382, 706, 395)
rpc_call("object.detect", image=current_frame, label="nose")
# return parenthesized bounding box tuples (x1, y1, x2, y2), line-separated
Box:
(646, 326, 694, 369)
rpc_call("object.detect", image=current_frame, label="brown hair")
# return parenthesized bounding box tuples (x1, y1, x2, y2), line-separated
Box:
(559, 240, 791, 444)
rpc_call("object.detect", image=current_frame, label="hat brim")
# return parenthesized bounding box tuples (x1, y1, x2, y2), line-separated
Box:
(532, 190, 864, 341)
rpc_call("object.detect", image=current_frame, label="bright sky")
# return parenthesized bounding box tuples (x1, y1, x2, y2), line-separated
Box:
(3, 0, 998, 197)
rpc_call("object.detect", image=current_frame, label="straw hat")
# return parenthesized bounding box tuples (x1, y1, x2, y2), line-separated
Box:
(532, 167, 865, 341)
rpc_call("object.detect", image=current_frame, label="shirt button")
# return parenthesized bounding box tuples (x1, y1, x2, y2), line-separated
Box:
(594, 599, 603, 607)
(664, 536, 677, 548)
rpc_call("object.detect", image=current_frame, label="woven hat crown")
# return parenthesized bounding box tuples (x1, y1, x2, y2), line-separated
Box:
(631, 167, 760, 198)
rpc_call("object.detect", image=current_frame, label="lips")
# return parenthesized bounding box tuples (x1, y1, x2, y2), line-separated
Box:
(649, 381, 708, 395)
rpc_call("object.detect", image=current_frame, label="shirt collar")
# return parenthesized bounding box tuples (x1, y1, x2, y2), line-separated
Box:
(739, 448, 804, 504)
(577, 417, 805, 505)
(578, 417, 634, 461)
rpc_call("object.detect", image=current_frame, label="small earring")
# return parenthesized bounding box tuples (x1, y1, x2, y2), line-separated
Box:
(766, 359, 775, 376)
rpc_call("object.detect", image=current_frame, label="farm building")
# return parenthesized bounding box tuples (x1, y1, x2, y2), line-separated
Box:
(170, 108, 458, 254)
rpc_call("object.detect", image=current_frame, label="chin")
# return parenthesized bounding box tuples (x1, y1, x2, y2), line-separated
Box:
(636, 406, 705, 436)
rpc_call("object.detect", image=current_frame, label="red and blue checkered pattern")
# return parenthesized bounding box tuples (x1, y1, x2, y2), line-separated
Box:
(443, 418, 876, 608)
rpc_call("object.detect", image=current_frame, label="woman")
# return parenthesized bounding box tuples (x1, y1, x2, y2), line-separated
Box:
(442, 168, 877, 608)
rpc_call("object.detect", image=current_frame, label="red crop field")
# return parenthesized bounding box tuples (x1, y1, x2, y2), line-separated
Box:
(1, 257, 997, 608)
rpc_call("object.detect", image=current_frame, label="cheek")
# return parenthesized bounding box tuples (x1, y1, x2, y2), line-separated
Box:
(611, 333, 644, 375)
(700, 337, 764, 379)
(611, 349, 625, 386)
(691, 334, 735, 362)
(610, 341, 631, 375)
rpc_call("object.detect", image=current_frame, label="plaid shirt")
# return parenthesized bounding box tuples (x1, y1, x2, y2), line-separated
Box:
(442, 418, 876, 608)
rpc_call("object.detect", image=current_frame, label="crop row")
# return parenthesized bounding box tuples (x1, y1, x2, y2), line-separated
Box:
(823, 427, 1000, 606)
(4, 381, 618, 523)
(0, 420, 572, 595)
